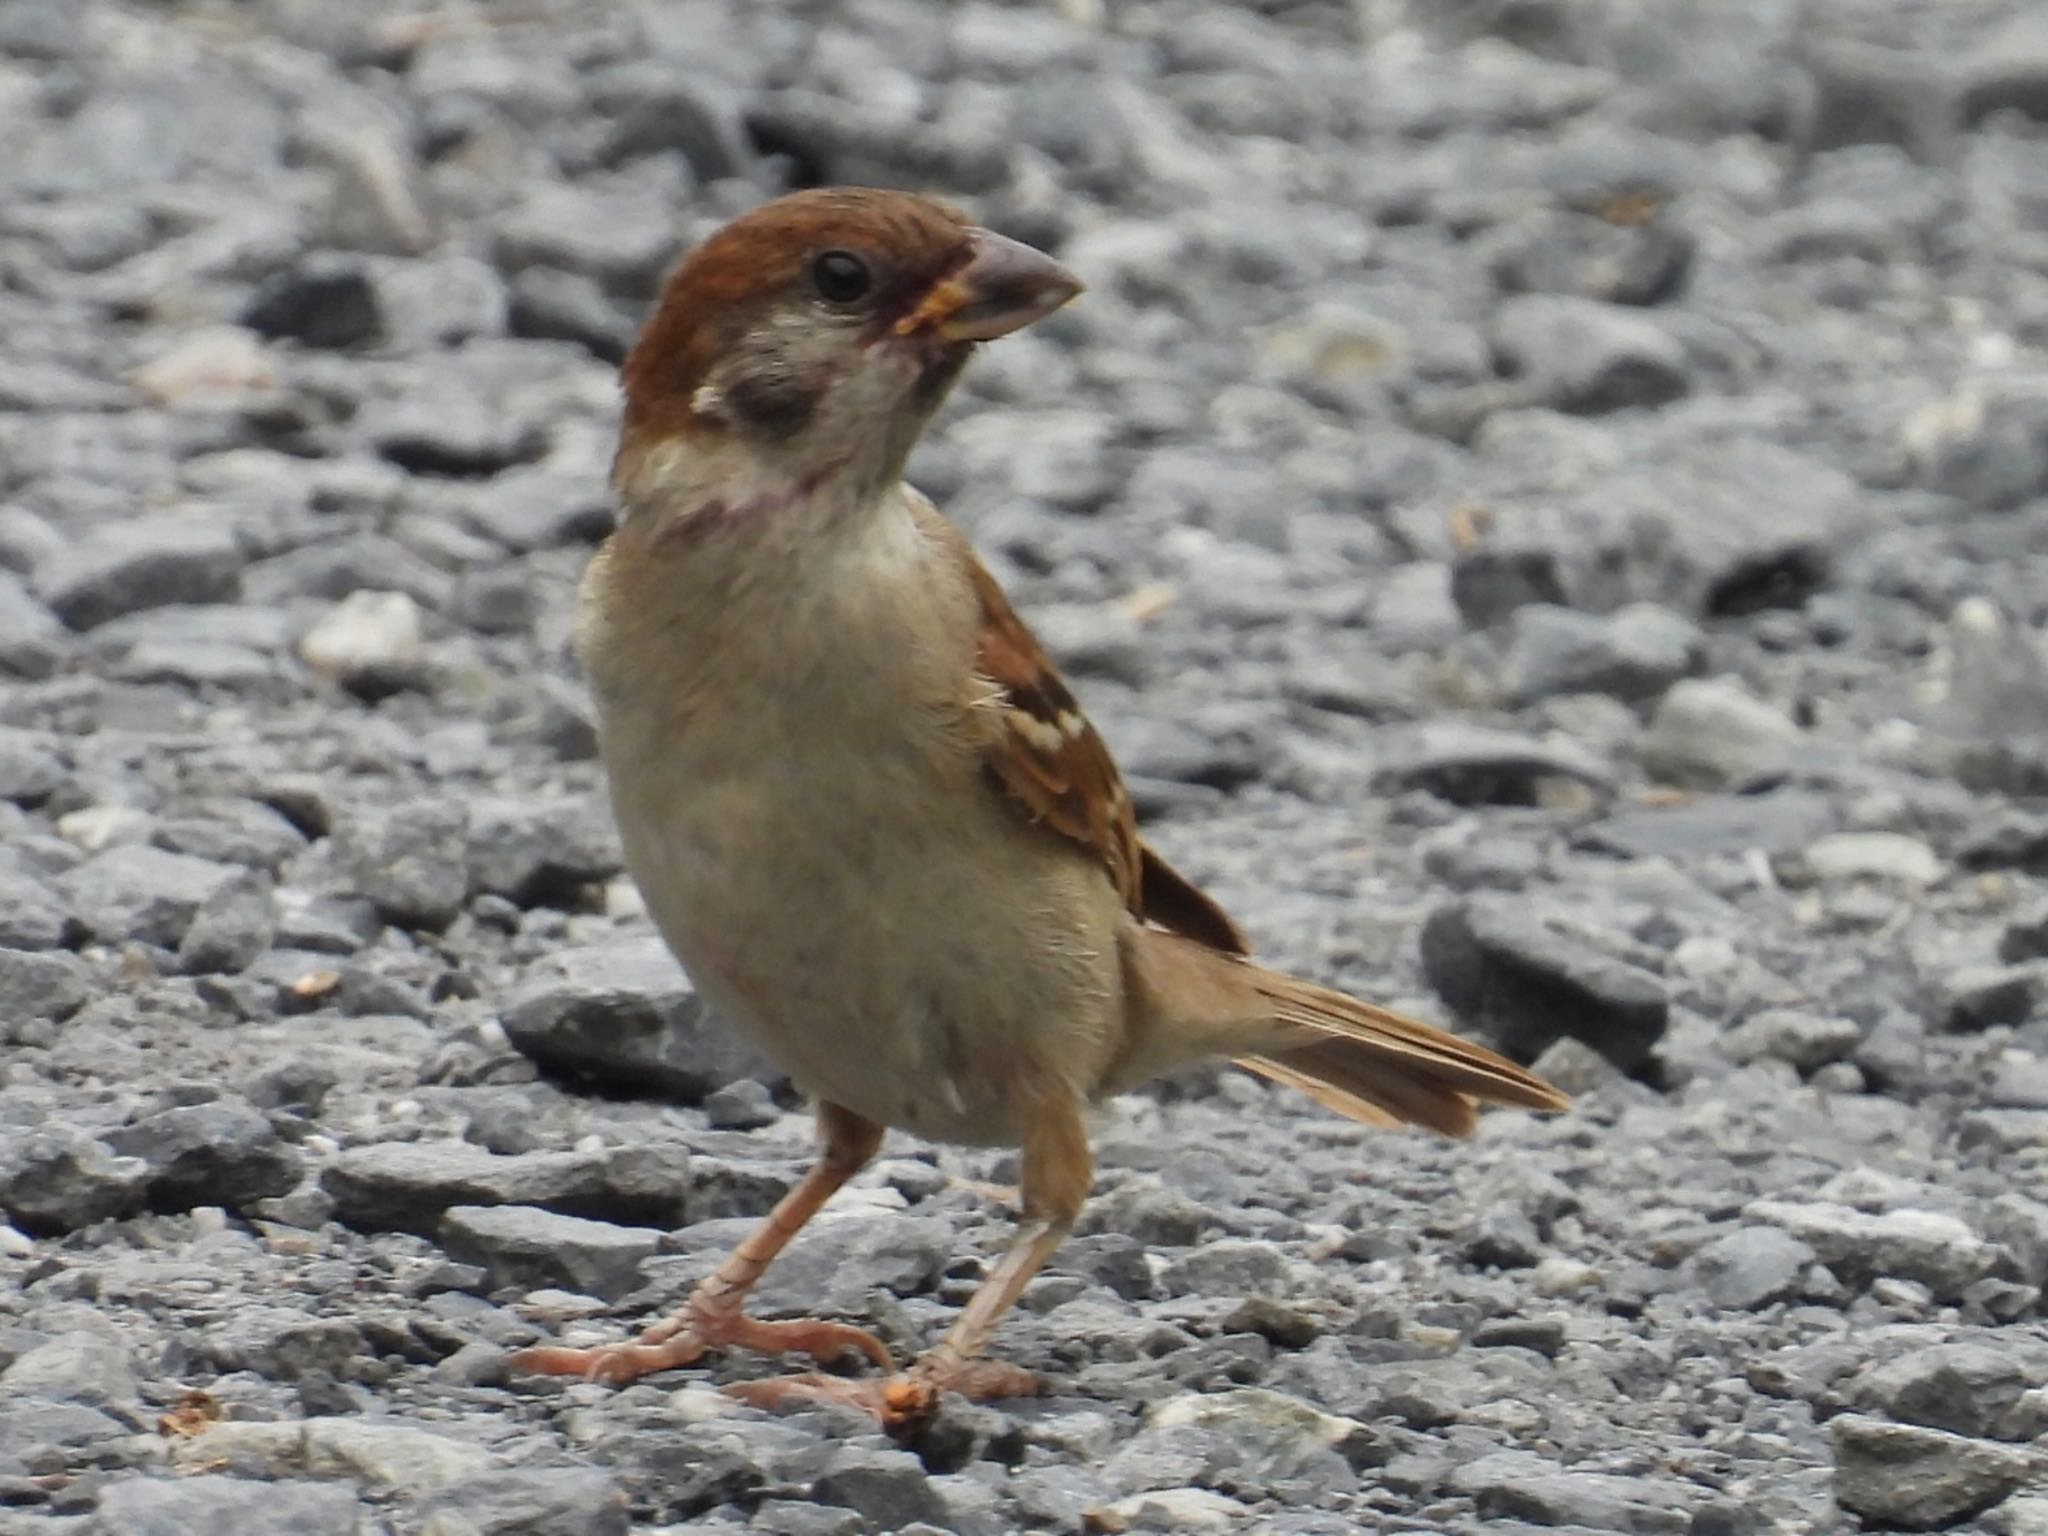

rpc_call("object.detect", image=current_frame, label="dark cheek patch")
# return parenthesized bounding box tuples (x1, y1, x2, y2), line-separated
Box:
(720, 359, 832, 440)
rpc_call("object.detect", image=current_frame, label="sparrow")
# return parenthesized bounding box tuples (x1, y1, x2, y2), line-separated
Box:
(509, 187, 1568, 1427)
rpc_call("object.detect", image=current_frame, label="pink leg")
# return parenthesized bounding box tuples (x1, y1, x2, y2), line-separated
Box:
(509, 1102, 890, 1385)
(725, 1091, 1090, 1428)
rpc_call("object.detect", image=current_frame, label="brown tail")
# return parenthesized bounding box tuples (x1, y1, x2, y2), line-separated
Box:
(1119, 928, 1569, 1138)
(1237, 969, 1569, 1137)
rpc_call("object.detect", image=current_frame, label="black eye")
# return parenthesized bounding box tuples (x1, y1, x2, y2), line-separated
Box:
(811, 250, 872, 305)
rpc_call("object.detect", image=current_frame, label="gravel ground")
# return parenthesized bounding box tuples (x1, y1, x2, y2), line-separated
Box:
(5, 0, 2048, 1531)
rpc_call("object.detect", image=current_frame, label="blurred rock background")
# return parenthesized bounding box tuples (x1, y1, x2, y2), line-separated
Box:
(3, 0, 2048, 1531)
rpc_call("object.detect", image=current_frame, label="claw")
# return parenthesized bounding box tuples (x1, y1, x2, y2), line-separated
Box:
(510, 1312, 892, 1388)
(722, 1359, 1039, 1433)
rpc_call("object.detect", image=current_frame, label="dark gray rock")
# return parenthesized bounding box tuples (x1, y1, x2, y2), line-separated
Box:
(412, 1467, 631, 1536)
(501, 936, 780, 1102)
(242, 255, 382, 348)
(323, 1139, 691, 1236)
(177, 870, 275, 974)
(0, 570, 67, 677)
(457, 467, 614, 553)
(34, 519, 242, 630)
(668, 1211, 950, 1316)
(507, 265, 636, 362)
(466, 797, 621, 907)
(1691, 1226, 1816, 1311)
(105, 1099, 301, 1213)
(201, 1308, 366, 1383)
(56, 844, 241, 948)
(438, 1204, 660, 1301)
(1420, 894, 1669, 1070)
(334, 798, 471, 931)
(0, 728, 64, 805)
(1854, 1342, 2048, 1441)
(88, 1475, 364, 1536)
(1453, 1450, 1699, 1533)
(1499, 602, 1702, 705)
(0, 1126, 147, 1234)
(1492, 294, 1692, 414)
(0, 946, 88, 1020)
(1373, 722, 1614, 807)
(1829, 1414, 2031, 1530)
(1982, 1194, 2048, 1287)
(813, 1448, 947, 1531)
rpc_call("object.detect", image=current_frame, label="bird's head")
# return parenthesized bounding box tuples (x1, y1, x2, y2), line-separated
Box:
(616, 188, 1082, 507)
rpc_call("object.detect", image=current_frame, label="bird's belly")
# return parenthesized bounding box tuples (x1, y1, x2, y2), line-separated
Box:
(607, 750, 1120, 1148)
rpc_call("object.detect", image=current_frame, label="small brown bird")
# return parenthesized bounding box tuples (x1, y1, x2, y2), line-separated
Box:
(510, 187, 1567, 1426)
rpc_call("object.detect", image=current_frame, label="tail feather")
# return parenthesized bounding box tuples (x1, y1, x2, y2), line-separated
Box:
(1119, 928, 1569, 1139)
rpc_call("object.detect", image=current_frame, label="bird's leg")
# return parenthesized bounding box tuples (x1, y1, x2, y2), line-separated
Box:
(725, 1091, 1091, 1428)
(509, 1101, 890, 1386)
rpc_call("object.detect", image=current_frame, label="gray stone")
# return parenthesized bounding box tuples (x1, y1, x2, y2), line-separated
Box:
(1855, 1342, 2048, 1441)
(1, 1329, 137, 1407)
(1905, 382, 2048, 512)
(415, 1467, 631, 1536)
(1158, 1238, 1289, 1297)
(1747, 1201, 1996, 1299)
(1640, 677, 1803, 789)
(507, 265, 636, 363)
(155, 797, 309, 871)
(186, 1417, 495, 1495)
(0, 570, 67, 677)
(323, 1139, 691, 1236)
(1373, 722, 1614, 807)
(1420, 894, 1669, 1070)
(0, 727, 64, 805)
(438, 1204, 660, 1301)
(466, 796, 621, 907)
(1719, 1010, 1861, 1072)
(177, 870, 275, 974)
(0, 947, 89, 1020)
(702, 1078, 779, 1131)
(1691, 1226, 1816, 1311)
(1798, 831, 1944, 886)
(676, 1210, 949, 1317)
(1149, 1389, 1368, 1483)
(1500, 602, 1702, 705)
(1572, 794, 1835, 868)
(813, 1448, 946, 1531)
(334, 798, 471, 930)
(202, 1308, 365, 1382)
(1830, 1413, 2031, 1530)
(241, 255, 382, 348)
(299, 589, 425, 697)
(88, 1475, 362, 1536)
(1454, 1450, 1699, 1533)
(1492, 293, 1692, 415)
(56, 843, 240, 947)
(457, 467, 614, 554)
(501, 936, 781, 1102)
(1982, 1194, 2048, 1287)
(35, 519, 242, 630)
(105, 1099, 301, 1212)
(0, 1126, 147, 1234)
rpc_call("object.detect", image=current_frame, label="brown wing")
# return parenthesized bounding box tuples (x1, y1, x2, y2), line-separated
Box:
(947, 525, 1250, 957)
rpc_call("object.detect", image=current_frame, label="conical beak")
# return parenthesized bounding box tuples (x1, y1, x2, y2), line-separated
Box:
(896, 228, 1083, 342)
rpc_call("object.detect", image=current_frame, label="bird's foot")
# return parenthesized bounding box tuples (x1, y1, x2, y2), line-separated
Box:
(723, 1359, 1039, 1431)
(510, 1298, 892, 1388)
